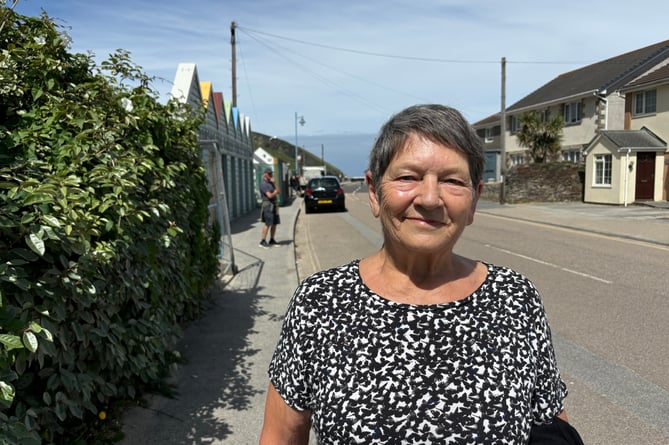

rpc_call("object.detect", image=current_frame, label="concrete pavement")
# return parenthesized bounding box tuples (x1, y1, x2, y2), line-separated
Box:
(120, 197, 302, 445)
(477, 200, 669, 247)
(119, 196, 668, 444)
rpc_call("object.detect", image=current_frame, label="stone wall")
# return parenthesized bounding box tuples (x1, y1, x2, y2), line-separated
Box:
(480, 163, 584, 203)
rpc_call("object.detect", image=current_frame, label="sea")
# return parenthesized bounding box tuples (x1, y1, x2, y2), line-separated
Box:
(280, 133, 377, 179)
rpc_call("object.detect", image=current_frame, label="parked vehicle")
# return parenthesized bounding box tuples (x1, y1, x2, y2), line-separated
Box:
(304, 176, 345, 213)
(301, 166, 326, 182)
(297, 166, 326, 195)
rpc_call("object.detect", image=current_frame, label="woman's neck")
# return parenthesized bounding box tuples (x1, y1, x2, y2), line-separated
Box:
(360, 249, 483, 305)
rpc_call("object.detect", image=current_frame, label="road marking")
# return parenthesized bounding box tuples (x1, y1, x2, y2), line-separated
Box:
(478, 212, 669, 252)
(302, 209, 321, 278)
(484, 244, 612, 284)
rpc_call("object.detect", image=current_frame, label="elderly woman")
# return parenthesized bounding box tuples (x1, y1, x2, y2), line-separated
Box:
(259, 105, 578, 444)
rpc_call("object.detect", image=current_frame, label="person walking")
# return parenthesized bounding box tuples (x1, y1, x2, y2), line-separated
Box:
(259, 168, 280, 248)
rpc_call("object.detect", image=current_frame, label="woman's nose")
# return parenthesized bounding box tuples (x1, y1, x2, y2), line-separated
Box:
(415, 177, 441, 208)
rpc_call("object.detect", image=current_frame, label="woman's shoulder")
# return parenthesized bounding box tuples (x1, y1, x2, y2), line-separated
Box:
(295, 260, 361, 298)
(480, 262, 541, 299)
(289, 260, 363, 316)
(484, 262, 532, 281)
(301, 259, 359, 283)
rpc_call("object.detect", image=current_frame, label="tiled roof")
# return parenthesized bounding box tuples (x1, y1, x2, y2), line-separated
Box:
(200, 81, 212, 107)
(598, 128, 666, 150)
(472, 113, 500, 127)
(508, 40, 669, 112)
(623, 62, 669, 90)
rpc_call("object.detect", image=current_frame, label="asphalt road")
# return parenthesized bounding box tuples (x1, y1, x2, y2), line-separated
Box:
(296, 184, 669, 445)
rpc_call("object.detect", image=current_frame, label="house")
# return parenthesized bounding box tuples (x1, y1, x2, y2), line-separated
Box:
(583, 128, 665, 205)
(473, 113, 503, 183)
(474, 40, 669, 203)
(619, 63, 669, 201)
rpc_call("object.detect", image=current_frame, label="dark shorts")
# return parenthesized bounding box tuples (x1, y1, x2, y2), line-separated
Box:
(261, 202, 280, 226)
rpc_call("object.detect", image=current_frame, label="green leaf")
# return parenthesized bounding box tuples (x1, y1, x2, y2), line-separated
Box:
(32, 87, 43, 101)
(41, 214, 61, 227)
(22, 332, 38, 353)
(23, 192, 53, 206)
(26, 233, 45, 256)
(0, 334, 23, 350)
(29, 322, 53, 342)
(12, 248, 39, 262)
(0, 381, 15, 402)
(42, 328, 54, 342)
(55, 403, 67, 421)
(28, 322, 43, 334)
(20, 213, 37, 225)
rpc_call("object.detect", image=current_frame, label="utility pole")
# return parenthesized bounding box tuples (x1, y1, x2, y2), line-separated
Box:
(230, 21, 237, 108)
(321, 144, 325, 174)
(499, 56, 506, 204)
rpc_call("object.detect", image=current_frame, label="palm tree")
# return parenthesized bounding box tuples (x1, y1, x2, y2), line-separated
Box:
(516, 111, 563, 163)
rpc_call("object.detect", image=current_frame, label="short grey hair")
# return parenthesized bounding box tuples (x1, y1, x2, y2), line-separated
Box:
(368, 104, 484, 196)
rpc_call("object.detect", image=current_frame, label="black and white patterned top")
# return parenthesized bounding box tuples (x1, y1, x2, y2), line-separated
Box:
(269, 260, 567, 444)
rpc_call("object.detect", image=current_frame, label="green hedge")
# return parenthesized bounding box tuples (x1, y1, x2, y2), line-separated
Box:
(0, 8, 219, 444)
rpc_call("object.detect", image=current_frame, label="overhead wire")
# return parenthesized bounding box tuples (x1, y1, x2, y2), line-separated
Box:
(237, 26, 590, 65)
(238, 27, 431, 106)
(235, 25, 590, 127)
(239, 27, 392, 115)
(235, 35, 259, 126)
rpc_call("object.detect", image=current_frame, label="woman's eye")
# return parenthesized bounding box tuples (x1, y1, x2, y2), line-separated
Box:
(443, 178, 465, 186)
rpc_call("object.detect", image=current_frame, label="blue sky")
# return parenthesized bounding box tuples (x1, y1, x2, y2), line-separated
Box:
(13, 0, 669, 175)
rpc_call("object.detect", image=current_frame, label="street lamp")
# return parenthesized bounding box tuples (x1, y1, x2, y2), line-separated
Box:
(294, 112, 305, 175)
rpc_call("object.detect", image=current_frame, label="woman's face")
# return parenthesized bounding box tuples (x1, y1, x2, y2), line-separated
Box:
(368, 133, 482, 255)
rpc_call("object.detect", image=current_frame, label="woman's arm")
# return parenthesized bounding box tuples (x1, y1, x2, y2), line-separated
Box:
(258, 383, 312, 445)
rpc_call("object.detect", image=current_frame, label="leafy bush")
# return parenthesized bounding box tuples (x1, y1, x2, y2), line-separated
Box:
(0, 6, 219, 443)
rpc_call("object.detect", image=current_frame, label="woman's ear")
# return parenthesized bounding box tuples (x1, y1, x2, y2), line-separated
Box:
(366, 170, 381, 218)
(467, 180, 484, 225)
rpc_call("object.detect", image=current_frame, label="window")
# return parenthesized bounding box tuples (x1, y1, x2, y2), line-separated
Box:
(485, 127, 494, 143)
(562, 150, 581, 163)
(510, 154, 524, 166)
(510, 116, 522, 134)
(594, 154, 612, 185)
(633, 90, 657, 115)
(539, 109, 550, 123)
(563, 101, 582, 124)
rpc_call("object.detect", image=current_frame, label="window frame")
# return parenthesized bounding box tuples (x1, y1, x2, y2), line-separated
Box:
(562, 150, 581, 163)
(539, 109, 550, 123)
(563, 101, 582, 124)
(633, 89, 657, 116)
(510, 154, 524, 166)
(484, 127, 494, 143)
(593, 154, 612, 186)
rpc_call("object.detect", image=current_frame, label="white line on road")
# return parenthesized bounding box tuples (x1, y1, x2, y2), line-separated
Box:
(484, 244, 612, 284)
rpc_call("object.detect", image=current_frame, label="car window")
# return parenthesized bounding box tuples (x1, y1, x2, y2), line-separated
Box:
(309, 178, 339, 188)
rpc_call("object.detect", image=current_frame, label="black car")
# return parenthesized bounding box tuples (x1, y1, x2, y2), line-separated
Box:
(304, 176, 346, 213)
